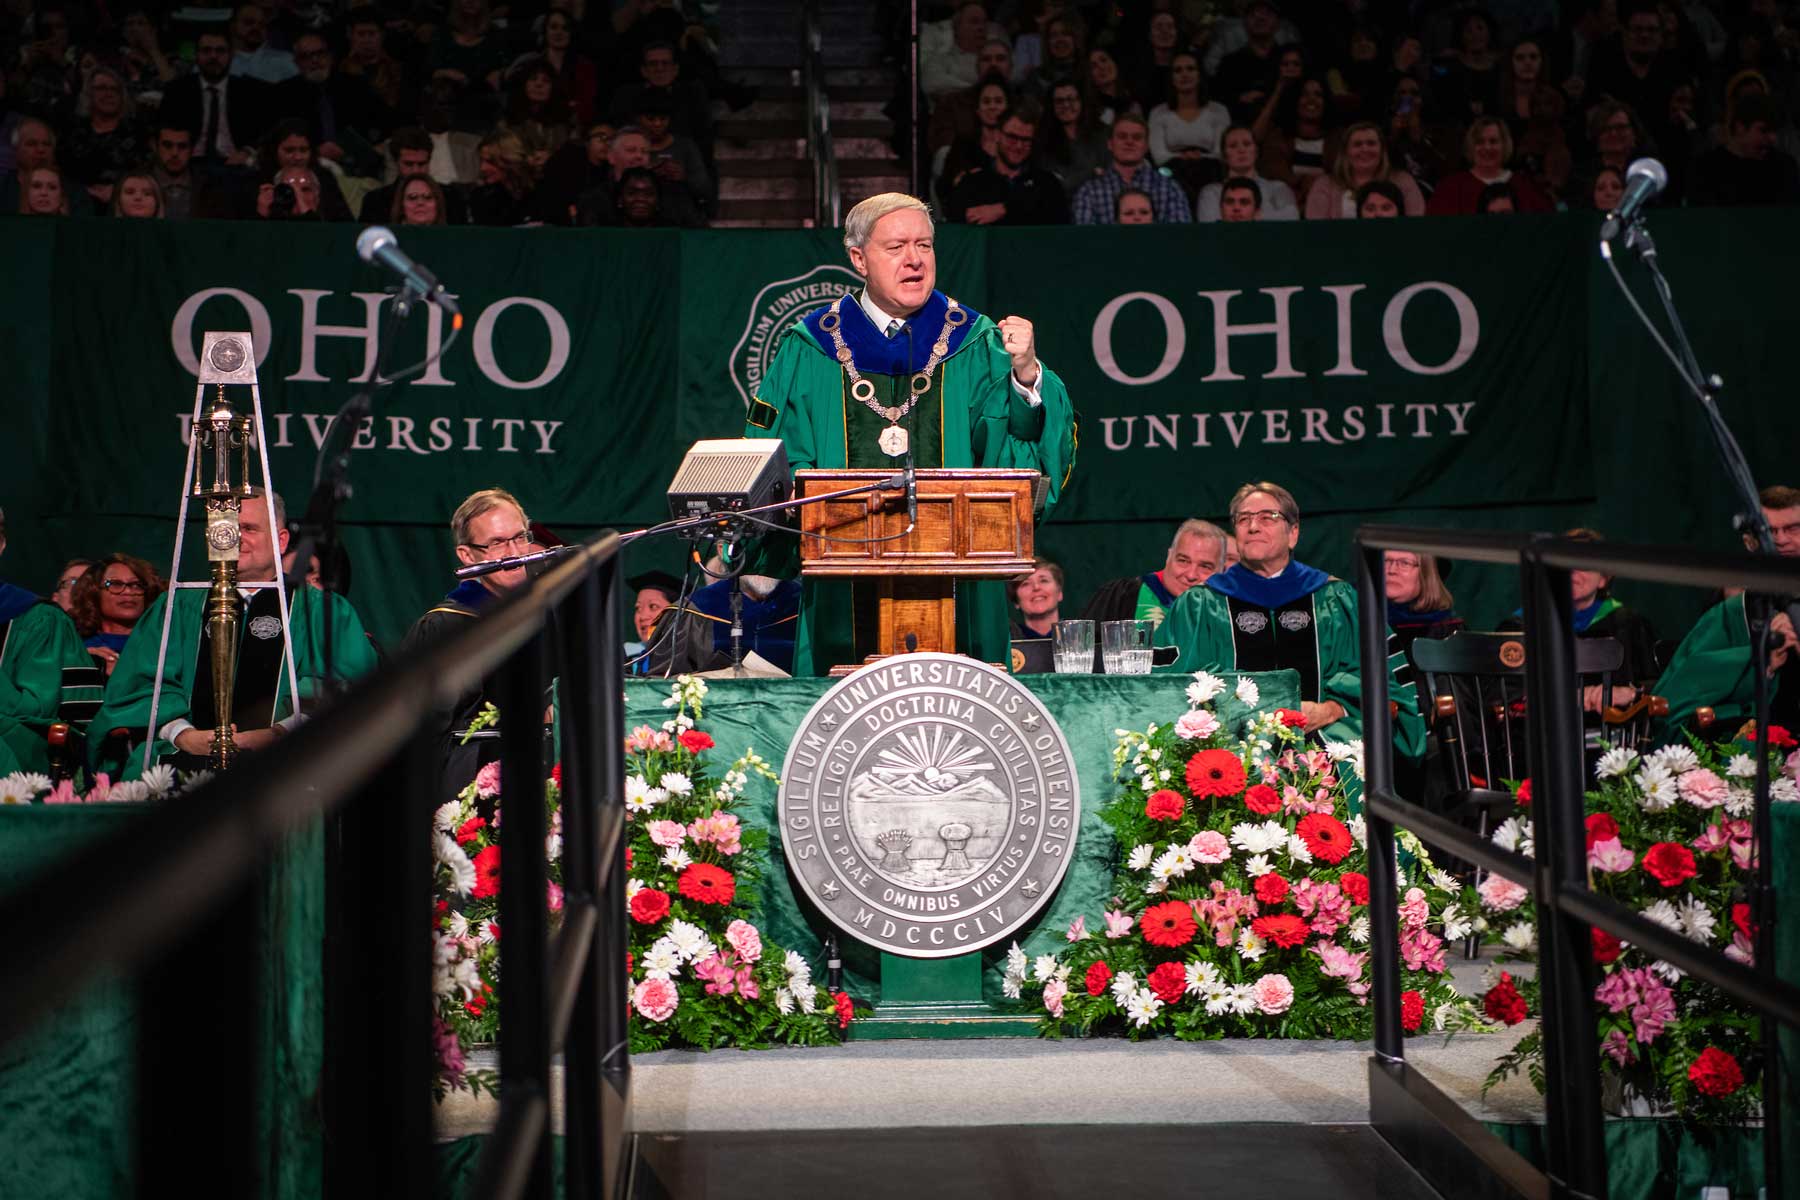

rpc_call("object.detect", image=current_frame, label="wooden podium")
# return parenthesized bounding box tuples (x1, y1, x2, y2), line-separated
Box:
(794, 468, 1040, 676)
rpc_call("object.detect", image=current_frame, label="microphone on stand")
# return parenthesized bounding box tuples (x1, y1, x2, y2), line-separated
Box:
(903, 321, 918, 529)
(1600, 158, 1668, 243)
(356, 226, 461, 317)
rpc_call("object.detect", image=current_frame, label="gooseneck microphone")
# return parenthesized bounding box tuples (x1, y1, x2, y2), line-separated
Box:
(356, 225, 460, 315)
(1600, 158, 1668, 243)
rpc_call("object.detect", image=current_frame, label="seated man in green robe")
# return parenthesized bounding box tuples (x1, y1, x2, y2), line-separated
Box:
(90, 492, 378, 780)
(743, 191, 1076, 675)
(1155, 481, 1425, 758)
(1655, 486, 1800, 736)
(0, 506, 105, 776)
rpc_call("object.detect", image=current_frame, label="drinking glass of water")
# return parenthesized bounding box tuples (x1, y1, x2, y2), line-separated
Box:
(1053, 620, 1095, 674)
(1101, 619, 1156, 675)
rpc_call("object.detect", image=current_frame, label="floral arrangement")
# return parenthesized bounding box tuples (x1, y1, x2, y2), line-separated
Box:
(430, 678, 850, 1095)
(1011, 673, 1484, 1040)
(0, 763, 191, 804)
(1468, 725, 1796, 1120)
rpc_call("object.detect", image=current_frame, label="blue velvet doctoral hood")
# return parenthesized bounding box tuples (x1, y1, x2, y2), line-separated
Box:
(800, 289, 985, 375)
(0, 581, 40, 624)
(444, 579, 499, 611)
(1205, 561, 1332, 609)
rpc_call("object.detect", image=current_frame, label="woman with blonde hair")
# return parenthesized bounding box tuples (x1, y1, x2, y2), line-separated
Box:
(1304, 120, 1423, 217)
(1425, 115, 1551, 213)
(19, 164, 70, 215)
(111, 170, 165, 217)
(469, 129, 536, 224)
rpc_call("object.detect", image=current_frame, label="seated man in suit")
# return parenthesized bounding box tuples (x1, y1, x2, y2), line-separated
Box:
(91, 492, 377, 779)
(161, 26, 274, 170)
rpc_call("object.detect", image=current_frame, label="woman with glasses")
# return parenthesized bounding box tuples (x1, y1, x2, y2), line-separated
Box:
(50, 559, 95, 614)
(1037, 80, 1107, 195)
(69, 554, 166, 676)
(1384, 551, 1462, 658)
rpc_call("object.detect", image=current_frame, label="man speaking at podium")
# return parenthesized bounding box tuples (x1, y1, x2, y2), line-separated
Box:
(743, 192, 1076, 675)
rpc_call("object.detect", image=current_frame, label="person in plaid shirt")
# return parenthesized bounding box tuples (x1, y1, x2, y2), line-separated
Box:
(1071, 114, 1193, 224)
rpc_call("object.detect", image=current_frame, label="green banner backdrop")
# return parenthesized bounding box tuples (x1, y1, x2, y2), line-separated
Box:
(3, 211, 1797, 645)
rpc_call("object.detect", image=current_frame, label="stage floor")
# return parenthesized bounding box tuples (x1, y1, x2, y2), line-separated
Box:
(633, 1122, 1445, 1199)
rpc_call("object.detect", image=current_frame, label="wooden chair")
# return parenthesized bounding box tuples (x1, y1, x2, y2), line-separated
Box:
(1407, 631, 1627, 957)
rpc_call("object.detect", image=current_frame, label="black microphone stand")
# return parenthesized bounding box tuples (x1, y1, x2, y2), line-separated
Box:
(1601, 213, 1791, 1200)
(288, 283, 419, 700)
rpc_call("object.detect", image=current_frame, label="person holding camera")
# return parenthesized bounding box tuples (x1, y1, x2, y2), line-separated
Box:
(256, 167, 323, 219)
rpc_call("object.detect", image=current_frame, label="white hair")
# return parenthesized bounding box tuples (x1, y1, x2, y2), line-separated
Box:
(843, 192, 933, 252)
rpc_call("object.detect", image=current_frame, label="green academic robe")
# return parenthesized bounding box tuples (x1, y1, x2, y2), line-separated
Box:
(744, 303, 1076, 676)
(90, 587, 378, 779)
(0, 598, 102, 776)
(1654, 593, 1787, 735)
(1154, 577, 1426, 758)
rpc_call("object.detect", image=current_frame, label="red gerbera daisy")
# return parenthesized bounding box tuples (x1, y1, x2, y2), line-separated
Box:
(1250, 913, 1311, 949)
(1186, 749, 1247, 799)
(1141, 900, 1200, 948)
(679, 862, 737, 906)
(1296, 812, 1355, 865)
(472, 844, 502, 898)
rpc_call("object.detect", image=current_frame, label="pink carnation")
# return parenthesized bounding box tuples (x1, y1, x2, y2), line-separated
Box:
(647, 819, 688, 848)
(1587, 837, 1635, 874)
(689, 811, 744, 855)
(1252, 972, 1295, 1015)
(1478, 874, 1529, 912)
(474, 760, 502, 799)
(633, 977, 679, 1022)
(725, 919, 763, 963)
(1188, 830, 1231, 863)
(1043, 978, 1068, 1018)
(1174, 709, 1221, 741)
(1676, 768, 1729, 809)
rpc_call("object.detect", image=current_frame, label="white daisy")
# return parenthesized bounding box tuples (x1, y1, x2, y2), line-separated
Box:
(1151, 845, 1195, 881)
(1501, 922, 1536, 953)
(1432, 1002, 1459, 1032)
(1109, 970, 1138, 1004)
(1144, 879, 1170, 895)
(3, 777, 41, 804)
(1348, 814, 1368, 848)
(448, 911, 469, 939)
(1001, 973, 1024, 1000)
(1127, 843, 1156, 871)
(110, 780, 152, 802)
(1636, 768, 1679, 812)
(1230, 820, 1288, 855)
(641, 938, 683, 979)
(435, 834, 476, 895)
(1491, 817, 1535, 857)
(1348, 915, 1371, 944)
(1242, 853, 1275, 877)
(1185, 960, 1221, 994)
(1772, 777, 1800, 804)
(1033, 954, 1061, 983)
(1203, 981, 1234, 1015)
(662, 845, 693, 871)
(1237, 927, 1266, 962)
(1325, 739, 1365, 778)
(141, 764, 178, 794)
(1441, 903, 1473, 942)
(1188, 671, 1227, 704)
(659, 771, 693, 797)
(434, 800, 462, 831)
(1285, 834, 1315, 865)
(666, 919, 713, 962)
(1125, 988, 1165, 1028)
(1235, 676, 1261, 707)
(1430, 868, 1462, 893)
(626, 877, 644, 903)
(1229, 983, 1259, 1015)
(1676, 897, 1717, 943)
(775, 988, 795, 1015)
(624, 775, 664, 813)
(1641, 899, 1682, 935)
(1650, 745, 1699, 775)
(1595, 747, 1638, 780)
(796, 986, 818, 1015)
(1725, 787, 1756, 816)
(1725, 754, 1757, 779)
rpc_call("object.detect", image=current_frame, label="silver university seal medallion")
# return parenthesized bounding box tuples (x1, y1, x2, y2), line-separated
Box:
(780, 653, 1079, 958)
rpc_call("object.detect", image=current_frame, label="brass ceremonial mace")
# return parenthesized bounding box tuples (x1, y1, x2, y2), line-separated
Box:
(192, 387, 255, 770)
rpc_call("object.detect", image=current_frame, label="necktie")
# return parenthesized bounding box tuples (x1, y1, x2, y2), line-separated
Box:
(886, 319, 903, 338)
(203, 84, 221, 158)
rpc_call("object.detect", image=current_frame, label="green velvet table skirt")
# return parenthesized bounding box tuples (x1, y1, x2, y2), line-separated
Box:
(0, 808, 324, 1200)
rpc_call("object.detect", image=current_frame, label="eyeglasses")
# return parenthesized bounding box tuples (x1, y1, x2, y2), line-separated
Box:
(102, 577, 147, 593)
(55, 575, 84, 591)
(1234, 510, 1288, 529)
(467, 532, 532, 556)
(1000, 130, 1034, 144)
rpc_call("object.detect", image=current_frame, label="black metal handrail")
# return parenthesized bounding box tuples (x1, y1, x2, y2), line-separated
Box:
(802, 0, 840, 229)
(0, 530, 631, 1200)
(1357, 524, 1800, 1200)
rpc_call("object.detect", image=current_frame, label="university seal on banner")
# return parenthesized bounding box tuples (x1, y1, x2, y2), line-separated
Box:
(728, 265, 861, 410)
(780, 654, 1079, 958)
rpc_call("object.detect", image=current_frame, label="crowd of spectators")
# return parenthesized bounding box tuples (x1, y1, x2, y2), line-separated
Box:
(0, 0, 742, 226)
(909, 0, 1800, 224)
